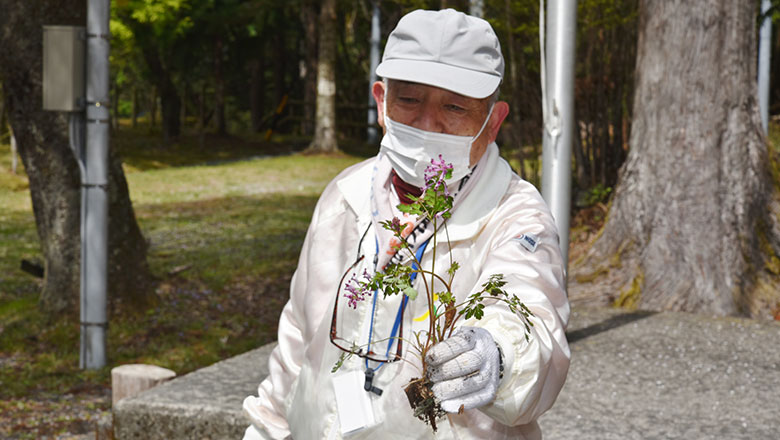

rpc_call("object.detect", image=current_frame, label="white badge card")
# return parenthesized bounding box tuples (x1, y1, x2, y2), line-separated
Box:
(332, 369, 379, 436)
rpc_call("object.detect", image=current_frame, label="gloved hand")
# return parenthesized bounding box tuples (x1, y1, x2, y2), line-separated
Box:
(425, 326, 503, 413)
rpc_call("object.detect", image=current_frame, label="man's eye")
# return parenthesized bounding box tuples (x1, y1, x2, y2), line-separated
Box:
(445, 104, 466, 112)
(399, 97, 419, 104)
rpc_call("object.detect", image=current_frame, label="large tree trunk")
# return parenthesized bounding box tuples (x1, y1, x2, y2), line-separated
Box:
(307, 0, 339, 153)
(0, 0, 154, 314)
(569, 0, 780, 318)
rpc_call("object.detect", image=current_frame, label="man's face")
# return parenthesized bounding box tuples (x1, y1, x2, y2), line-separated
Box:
(372, 80, 509, 167)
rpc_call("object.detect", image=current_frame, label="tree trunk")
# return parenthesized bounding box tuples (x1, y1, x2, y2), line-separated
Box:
(0, 0, 153, 315)
(132, 86, 138, 128)
(159, 78, 181, 142)
(569, 0, 780, 318)
(138, 41, 180, 141)
(308, 0, 339, 153)
(0, 83, 7, 137)
(150, 88, 157, 128)
(301, 0, 319, 137)
(214, 36, 227, 136)
(199, 82, 207, 137)
(112, 80, 119, 132)
(10, 127, 17, 175)
(272, 9, 288, 113)
(181, 84, 187, 132)
(249, 57, 265, 133)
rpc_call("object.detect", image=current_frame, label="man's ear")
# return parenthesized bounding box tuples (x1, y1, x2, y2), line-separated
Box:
(487, 101, 510, 143)
(372, 81, 386, 130)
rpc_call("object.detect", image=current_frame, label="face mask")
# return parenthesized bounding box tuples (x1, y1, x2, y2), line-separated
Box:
(379, 99, 494, 188)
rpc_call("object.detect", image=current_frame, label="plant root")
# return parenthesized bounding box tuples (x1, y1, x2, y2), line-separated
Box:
(404, 376, 446, 433)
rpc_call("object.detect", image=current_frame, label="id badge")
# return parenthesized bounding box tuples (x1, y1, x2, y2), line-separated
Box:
(332, 369, 380, 436)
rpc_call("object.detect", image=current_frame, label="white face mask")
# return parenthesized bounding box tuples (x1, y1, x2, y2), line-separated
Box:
(379, 99, 494, 188)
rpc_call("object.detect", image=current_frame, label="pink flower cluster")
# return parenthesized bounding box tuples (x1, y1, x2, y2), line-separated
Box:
(344, 269, 372, 309)
(424, 155, 453, 196)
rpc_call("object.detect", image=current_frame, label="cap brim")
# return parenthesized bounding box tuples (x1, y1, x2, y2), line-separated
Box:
(376, 59, 501, 99)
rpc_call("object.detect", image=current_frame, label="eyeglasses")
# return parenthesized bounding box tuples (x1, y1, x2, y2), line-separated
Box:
(329, 255, 406, 364)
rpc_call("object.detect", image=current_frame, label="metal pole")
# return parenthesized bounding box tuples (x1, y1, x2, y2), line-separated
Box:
(81, 0, 110, 369)
(366, 1, 380, 144)
(759, 0, 772, 134)
(541, 0, 576, 273)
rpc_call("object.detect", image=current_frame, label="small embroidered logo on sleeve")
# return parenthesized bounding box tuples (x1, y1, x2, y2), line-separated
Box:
(515, 233, 539, 253)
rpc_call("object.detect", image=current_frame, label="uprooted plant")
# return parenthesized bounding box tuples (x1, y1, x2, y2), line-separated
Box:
(333, 156, 535, 432)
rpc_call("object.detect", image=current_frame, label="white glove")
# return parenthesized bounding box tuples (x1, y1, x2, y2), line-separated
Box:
(425, 326, 502, 413)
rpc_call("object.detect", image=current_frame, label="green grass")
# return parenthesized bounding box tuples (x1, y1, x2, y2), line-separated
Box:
(0, 154, 39, 298)
(0, 129, 363, 413)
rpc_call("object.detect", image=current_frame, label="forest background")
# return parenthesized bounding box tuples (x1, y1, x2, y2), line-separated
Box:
(1, 0, 780, 438)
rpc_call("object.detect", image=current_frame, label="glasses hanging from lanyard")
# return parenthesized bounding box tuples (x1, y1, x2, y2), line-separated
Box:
(329, 225, 429, 366)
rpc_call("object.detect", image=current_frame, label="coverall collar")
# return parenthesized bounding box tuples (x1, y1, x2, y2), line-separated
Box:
(336, 142, 512, 242)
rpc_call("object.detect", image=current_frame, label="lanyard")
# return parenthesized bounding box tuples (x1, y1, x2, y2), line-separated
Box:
(364, 238, 430, 377)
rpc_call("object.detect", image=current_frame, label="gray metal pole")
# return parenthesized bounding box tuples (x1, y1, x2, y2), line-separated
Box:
(81, 0, 110, 369)
(759, 0, 772, 134)
(366, 1, 380, 144)
(541, 0, 576, 273)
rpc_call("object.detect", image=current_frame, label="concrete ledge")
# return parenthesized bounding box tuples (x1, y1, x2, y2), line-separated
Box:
(113, 343, 276, 440)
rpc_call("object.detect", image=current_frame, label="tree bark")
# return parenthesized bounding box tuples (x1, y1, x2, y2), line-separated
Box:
(0, 0, 153, 314)
(569, 0, 780, 318)
(307, 0, 339, 153)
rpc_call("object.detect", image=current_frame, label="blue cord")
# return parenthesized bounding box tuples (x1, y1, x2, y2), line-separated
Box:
(365, 238, 430, 373)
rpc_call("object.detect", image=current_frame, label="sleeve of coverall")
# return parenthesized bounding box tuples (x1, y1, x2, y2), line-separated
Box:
(465, 198, 571, 427)
(241, 202, 320, 439)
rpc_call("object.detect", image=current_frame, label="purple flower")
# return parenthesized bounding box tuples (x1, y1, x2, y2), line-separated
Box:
(344, 271, 373, 309)
(390, 216, 402, 234)
(423, 155, 453, 196)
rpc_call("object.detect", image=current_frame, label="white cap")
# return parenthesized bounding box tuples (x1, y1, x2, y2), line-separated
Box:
(376, 9, 504, 99)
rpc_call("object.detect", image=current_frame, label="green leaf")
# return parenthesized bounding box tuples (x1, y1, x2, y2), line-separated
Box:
(438, 291, 454, 305)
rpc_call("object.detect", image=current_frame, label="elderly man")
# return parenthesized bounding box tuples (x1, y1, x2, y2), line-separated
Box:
(243, 9, 569, 440)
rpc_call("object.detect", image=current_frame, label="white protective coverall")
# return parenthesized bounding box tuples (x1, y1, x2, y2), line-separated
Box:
(243, 143, 570, 439)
